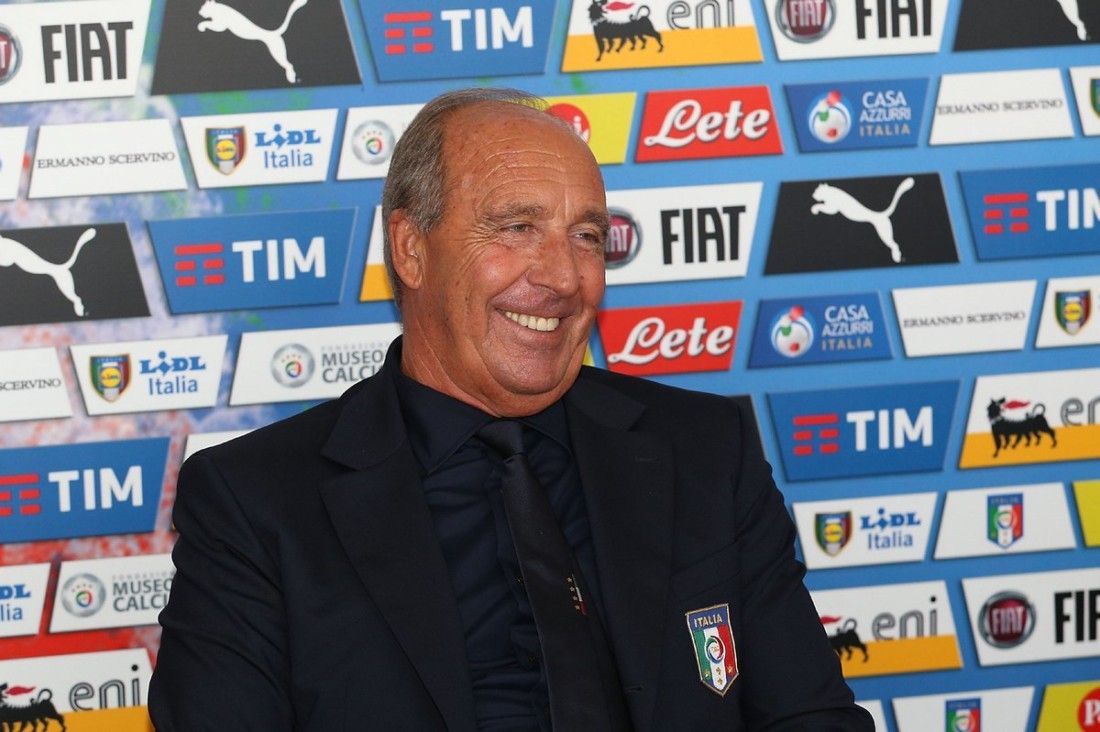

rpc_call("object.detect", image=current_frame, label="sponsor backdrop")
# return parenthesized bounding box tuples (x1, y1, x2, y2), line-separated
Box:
(1, 0, 1099, 729)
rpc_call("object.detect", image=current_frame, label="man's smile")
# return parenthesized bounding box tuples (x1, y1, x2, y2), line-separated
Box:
(502, 309, 563, 332)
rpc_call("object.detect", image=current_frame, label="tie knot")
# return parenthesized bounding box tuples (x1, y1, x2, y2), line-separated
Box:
(478, 420, 526, 459)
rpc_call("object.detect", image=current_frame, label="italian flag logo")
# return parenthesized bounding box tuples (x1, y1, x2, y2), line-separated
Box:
(685, 603, 738, 696)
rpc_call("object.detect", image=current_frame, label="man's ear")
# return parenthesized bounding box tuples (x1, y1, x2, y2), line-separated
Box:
(388, 209, 425, 292)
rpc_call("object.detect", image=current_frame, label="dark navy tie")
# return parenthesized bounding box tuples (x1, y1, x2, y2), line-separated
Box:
(478, 420, 610, 729)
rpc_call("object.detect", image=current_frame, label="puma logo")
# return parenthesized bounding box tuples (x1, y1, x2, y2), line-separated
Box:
(0, 227, 96, 316)
(1055, 0, 1090, 41)
(197, 0, 309, 83)
(810, 177, 915, 263)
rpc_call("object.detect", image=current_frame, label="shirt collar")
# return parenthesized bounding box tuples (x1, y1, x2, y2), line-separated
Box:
(393, 361, 573, 476)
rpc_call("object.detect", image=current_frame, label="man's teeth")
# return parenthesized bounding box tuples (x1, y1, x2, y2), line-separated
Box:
(503, 310, 561, 332)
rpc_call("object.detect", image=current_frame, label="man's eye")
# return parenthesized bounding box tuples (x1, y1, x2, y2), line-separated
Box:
(505, 223, 532, 233)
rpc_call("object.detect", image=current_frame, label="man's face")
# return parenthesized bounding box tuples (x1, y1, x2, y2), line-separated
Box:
(396, 103, 608, 416)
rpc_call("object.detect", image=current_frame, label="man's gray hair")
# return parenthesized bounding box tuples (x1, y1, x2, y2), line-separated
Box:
(380, 87, 549, 309)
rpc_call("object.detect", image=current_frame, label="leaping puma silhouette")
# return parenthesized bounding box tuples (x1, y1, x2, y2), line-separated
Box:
(0, 227, 96, 316)
(1054, 0, 1090, 41)
(197, 0, 309, 83)
(810, 177, 915, 263)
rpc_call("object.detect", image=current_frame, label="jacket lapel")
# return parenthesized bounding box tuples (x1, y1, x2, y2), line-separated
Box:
(319, 362, 476, 731)
(566, 371, 675, 730)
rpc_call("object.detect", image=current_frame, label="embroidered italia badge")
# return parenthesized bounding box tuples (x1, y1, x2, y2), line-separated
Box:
(685, 603, 738, 696)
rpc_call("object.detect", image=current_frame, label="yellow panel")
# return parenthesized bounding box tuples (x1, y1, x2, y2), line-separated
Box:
(1074, 480, 1100, 547)
(839, 635, 962, 678)
(359, 263, 394, 302)
(562, 27, 762, 72)
(1036, 679, 1100, 732)
(960, 425, 1100, 468)
(543, 92, 636, 165)
(65, 706, 153, 732)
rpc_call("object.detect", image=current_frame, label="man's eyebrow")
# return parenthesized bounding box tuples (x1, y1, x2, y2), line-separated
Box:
(484, 202, 547, 222)
(578, 209, 610, 234)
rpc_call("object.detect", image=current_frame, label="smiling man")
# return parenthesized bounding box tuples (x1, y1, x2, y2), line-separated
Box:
(150, 89, 872, 731)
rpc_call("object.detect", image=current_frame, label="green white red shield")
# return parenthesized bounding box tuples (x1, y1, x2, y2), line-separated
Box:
(685, 603, 738, 696)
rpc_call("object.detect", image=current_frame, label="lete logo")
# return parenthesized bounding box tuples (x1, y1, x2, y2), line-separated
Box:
(636, 86, 782, 162)
(597, 301, 742, 376)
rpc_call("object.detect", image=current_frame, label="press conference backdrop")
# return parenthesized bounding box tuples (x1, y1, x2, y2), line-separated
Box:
(1, 0, 1099, 729)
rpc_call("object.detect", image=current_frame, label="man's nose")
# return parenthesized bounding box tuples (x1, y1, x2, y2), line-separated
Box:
(528, 230, 582, 296)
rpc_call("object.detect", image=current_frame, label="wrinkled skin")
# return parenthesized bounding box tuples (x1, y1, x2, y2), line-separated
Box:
(390, 102, 609, 417)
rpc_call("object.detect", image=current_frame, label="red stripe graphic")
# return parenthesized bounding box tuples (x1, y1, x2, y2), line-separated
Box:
(983, 192, 1028, 204)
(175, 243, 223, 255)
(384, 11, 432, 22)
(0, 473, 39, 486)
(793, 413, 838, 426)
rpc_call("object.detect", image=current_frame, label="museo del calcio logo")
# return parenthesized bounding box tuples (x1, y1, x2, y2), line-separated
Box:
(230, 323, 402, 405)
(960, 367, 1100, 468)
(51, 553, 175, 632)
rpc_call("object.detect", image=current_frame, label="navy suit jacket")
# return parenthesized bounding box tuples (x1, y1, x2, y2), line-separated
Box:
(150, 356, 872, 731)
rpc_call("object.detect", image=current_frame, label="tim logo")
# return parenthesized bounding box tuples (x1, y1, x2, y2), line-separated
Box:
(173, 243, 226, 287)
(148, 209, 353, 314)
(961, 164, 1100, 260)
(0, 439, 167, 544)
(365, 2, 550, 81)
(981, 192, 1030, 235)
(0, 685, 65, 731)
(586, 1, 664, 62)
(0, 474, 41, 518)
(820, 616, 868, 662)
(381, 11, 435, 54)
(985, 398, 1057, 458)
(769, 381, 956, 481)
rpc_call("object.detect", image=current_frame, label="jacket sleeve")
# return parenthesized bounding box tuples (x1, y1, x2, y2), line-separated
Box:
(728, 399, 875, 731)
(149, 451, 294, 731)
